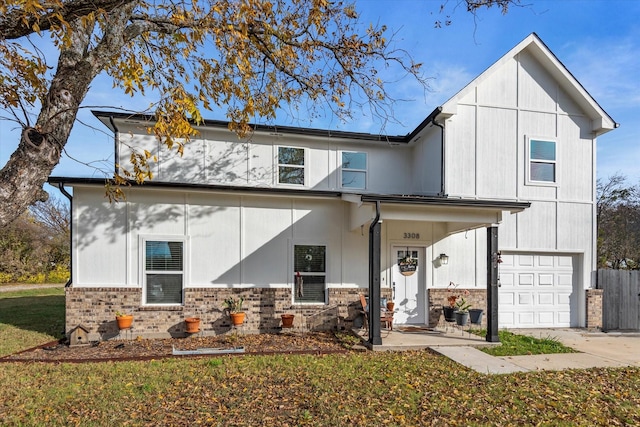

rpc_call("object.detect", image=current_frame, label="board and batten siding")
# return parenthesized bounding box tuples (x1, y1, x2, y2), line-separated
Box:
(115, 121, 420, 194)
(72, 186, 369, 291)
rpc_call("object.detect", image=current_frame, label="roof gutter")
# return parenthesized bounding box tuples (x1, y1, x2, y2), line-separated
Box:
(56, 182, 73, 288)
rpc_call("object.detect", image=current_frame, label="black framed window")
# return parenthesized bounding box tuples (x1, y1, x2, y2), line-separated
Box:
(293, 245, 326, 303)
(144, 240, 184, 304)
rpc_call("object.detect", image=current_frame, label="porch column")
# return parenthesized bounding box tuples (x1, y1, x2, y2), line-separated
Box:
(368, 201, 382, 345)
(486, 226, 499, 342)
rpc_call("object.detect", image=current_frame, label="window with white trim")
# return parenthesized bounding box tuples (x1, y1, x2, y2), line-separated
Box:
(144, 239, 184, 304)
(293, 245, 326, 304)
(527, 137, 557, 184)
(341, 151, 367, 189)
(278, 146, 305, 185)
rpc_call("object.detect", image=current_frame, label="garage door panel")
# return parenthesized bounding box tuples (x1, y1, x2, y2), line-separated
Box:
(518, 255, 534, 267)
(499, 253, 575, 328)
(557, 292, 570, 304)
(517, 312, 535, 325)
(500, 272, 515, 287)
(539, 274, 554, 286)
(518, 273, 534, 287)
(518, 293, 533, 305)
(537, 292, 554, 305)
(538, 255, 554, 267)
(557, 256, 573, 268)
(558, 273, 573, 287)
(537, 311, 555, 325)
(500, 292, 515, 305)
(557, 311, 571, 324)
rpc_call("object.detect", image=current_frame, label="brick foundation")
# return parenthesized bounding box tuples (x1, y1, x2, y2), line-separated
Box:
(428, 288, 487, 328)
(65, 287, 375, 340)
(585, 288, 603, 330)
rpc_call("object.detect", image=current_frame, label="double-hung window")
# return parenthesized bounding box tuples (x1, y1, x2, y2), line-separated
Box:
(278, 146, 305, 185)
(293, 245, 326, 304)
(527, 137, 557, 184)
(144, 239, 185, 305)
(341, 151, 367, 189)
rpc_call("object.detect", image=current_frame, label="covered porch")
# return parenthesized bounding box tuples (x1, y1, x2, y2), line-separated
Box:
(344, 193, 530, 347)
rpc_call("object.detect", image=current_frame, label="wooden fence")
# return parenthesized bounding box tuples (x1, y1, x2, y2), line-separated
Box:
(598, 269, 640, 331)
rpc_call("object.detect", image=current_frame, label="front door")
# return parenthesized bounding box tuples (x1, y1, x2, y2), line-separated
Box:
(392, 247, 425, 325)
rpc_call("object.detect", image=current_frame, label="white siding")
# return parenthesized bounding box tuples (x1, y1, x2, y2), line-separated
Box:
(72, 187, 372, 293)
(74, 189, 128, 286)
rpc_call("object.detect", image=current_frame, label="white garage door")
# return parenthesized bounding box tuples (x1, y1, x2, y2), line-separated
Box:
(498, 253, 575, 328)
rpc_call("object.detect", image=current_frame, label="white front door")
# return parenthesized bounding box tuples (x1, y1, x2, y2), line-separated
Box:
(392, 247, 425, 325)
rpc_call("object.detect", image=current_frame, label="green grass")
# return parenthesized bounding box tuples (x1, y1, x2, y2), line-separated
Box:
(1, 352, 639, 425)
(0, 286, 65, 356)
(1, 288, 638, 426)
(473, 329, 578, 356)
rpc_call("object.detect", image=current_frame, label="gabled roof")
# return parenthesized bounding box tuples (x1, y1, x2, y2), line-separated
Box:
(438, 33, 617, 136)
(92, 34, 616, 143)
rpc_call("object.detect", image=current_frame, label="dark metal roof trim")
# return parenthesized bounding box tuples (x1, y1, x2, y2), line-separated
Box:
(48, 177, 530, 211)
(92, 111, 410, 144)
(360, 194, 531, 210)
(47, 176, 343, 198)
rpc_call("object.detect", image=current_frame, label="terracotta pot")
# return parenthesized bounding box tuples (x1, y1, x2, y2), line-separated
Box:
(116, 314, 133, 330)
(386, 302, 395, 311)
(185, 317, 201, 333)
(230, 312, 245, 326)
(281, 314, 295, 328)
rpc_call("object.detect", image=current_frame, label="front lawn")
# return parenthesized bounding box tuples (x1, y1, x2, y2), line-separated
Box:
(0, 286, 64, 356)
(1, 352, 640, 425)
(1, 288, 639, 425)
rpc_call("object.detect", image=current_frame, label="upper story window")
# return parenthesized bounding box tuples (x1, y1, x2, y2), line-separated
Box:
(341, 151, 367, 189)
(293, 245, 326, 304)
(278, 146, 305, 185)
(143, 239, 185, 305)
(527, 137, 557, 185)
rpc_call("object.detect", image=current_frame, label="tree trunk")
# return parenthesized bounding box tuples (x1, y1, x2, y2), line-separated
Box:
(0, 7, 131, 228)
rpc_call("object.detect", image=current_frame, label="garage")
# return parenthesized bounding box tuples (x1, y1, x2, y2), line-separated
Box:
(498, 253, 576, 328)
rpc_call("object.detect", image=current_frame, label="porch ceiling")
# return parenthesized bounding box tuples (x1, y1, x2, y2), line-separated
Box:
(345, 194, 530, 232)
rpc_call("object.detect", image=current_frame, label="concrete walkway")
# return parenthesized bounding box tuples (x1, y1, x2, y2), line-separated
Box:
(432, 328, 640, 374)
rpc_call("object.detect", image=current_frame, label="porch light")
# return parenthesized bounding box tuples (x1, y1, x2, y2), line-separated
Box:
(439, 253, 449, 265)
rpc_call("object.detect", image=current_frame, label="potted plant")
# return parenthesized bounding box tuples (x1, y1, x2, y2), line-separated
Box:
(115, 311, 133, 330)
(443, 282, 459, 322)
(455, 297, 472, 326)
(281, 313, 295, 328)
(185, 317, 201, 333)
(469, 308, 484, 324)
(224, 296, 245, 326)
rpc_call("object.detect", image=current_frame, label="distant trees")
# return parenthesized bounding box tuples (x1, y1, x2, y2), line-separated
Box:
(0, 197, 69, 283)
(597, 173, 640, 269)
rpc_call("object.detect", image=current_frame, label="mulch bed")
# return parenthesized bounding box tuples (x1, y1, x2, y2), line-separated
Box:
(1, 331, 358, 363)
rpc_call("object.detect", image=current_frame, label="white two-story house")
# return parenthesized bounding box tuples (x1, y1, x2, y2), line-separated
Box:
(51, 33, 616, 342)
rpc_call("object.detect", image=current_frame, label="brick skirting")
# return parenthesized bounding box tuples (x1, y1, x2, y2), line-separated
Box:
(65, 287, 377, 340)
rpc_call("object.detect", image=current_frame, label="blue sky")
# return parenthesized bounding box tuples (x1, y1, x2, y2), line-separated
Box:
(0, 0, 638, 187)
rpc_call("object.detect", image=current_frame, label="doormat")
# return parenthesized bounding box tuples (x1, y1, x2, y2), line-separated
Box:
(396, 326, 442, 334)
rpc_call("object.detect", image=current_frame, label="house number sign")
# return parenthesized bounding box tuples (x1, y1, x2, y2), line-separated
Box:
(403, 233, 420, 239)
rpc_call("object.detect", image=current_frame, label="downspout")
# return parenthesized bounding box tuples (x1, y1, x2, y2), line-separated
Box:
(57, 182, 73, 288)
(109, 115, 119, 177)
(368, 200, 382, 346)
(431, 117, 446, 197)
